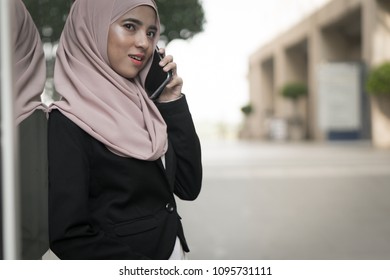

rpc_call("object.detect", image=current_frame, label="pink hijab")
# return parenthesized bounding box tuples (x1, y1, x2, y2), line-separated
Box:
(14, 0, 47, 125)
(51, 0, 167, 160)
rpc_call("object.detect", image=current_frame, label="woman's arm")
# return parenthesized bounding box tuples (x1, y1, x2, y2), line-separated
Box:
(155, 96, 202, 201)
(153, 49, 202, 200)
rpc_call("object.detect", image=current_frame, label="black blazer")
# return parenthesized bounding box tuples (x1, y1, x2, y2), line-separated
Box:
(48, 96, 202, 259)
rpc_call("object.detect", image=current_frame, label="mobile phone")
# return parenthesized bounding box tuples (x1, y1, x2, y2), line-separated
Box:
(145, 47, 172, 100)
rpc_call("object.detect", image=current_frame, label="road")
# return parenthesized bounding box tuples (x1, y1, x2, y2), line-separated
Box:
(176, 140, 390, 260)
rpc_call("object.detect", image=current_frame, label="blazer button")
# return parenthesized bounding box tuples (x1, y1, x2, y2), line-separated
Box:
(165, 203, 175, 213)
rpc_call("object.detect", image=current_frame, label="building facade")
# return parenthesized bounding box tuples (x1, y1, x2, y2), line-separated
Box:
(244, 0, 390, 142)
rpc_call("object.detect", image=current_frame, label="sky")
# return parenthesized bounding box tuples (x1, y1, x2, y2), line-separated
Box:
(165, 0, 331, 128)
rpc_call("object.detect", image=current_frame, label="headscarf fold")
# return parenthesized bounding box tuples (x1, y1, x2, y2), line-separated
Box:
(51, 0, 167, 160)
(14, 0, 47, 125)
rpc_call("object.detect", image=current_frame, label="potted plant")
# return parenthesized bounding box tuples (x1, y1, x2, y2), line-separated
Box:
(365, 62, 390, 148)
(238, 103, 253, 139)
(281, 82, 308, 140)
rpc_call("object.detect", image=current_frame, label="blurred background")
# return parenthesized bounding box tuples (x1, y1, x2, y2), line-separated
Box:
(1, 0, 390, 259)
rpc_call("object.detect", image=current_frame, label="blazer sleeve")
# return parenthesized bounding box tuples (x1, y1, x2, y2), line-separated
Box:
(155, 95, 202, 200)
(48, 110, 148, 260)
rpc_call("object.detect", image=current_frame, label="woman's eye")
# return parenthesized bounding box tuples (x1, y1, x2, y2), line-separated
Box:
(123, 23, 135, 30)
(147, 31, 156, 38)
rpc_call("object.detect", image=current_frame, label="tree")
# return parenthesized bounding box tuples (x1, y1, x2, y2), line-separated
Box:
(156, 0, 205, 43)
(22, 0, 205, 44)
(280, 82, 308, 140)
(22, 0, 73, 43)
(365, 62, 390, 148)
(240, 104, 253, 116)
(281, 83, 307, 100)
(366, 62, 390, 96)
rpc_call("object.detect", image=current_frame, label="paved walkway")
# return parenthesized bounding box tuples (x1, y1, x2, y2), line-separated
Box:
(177, 140, 390, 260)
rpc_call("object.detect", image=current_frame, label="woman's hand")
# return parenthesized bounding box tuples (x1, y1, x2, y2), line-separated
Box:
(156, 48, 183, 102)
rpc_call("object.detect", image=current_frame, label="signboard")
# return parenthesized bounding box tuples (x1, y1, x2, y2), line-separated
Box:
(317, 62, 362, 134)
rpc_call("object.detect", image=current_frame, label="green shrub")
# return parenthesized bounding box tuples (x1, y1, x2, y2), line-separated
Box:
(241, 104, 253, 115)
(281, 83, 307, 100)
(366, 62, 390, 95)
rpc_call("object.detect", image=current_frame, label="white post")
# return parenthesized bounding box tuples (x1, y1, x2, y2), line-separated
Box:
(1, 0, 21, 259)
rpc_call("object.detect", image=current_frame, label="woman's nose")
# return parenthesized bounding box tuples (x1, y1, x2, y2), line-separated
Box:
(135, 32, 149, 49)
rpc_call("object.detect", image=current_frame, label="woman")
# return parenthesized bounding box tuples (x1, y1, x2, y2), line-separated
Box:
(48, 0, 202, 260)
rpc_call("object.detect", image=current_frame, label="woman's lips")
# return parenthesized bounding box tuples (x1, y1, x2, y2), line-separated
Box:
(129, 54, 144, 67)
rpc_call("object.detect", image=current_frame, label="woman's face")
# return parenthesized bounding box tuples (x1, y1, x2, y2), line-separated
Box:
(107, 5, 157, 79)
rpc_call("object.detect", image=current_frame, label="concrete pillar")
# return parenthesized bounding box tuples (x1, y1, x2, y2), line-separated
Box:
(363, 0, 390, 66)
(274, 45, 290, 119)
(247, 48, 277, 139)
(246, 58, 265, 138)
(308, 23, 324, 140)
(363, 0, 390, 148)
